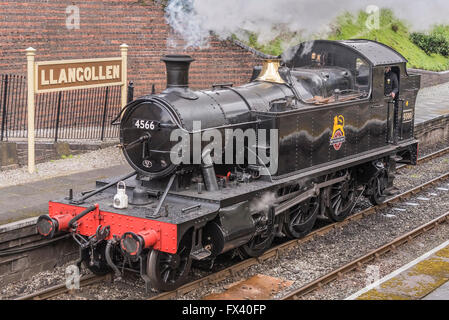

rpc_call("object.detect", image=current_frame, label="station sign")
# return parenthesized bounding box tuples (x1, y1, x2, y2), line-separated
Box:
(25, 44, 129, 174)
(35, 58, 123, 93)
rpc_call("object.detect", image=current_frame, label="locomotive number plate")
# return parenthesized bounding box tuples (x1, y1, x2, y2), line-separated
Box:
(133, 119, 160, 130)
(402, 110, 414, 123)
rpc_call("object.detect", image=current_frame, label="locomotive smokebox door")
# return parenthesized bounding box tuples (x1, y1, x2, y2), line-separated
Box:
(120, 100, 179, 179)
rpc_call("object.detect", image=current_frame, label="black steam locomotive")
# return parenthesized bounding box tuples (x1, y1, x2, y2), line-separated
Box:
(37, 40, 420, 291)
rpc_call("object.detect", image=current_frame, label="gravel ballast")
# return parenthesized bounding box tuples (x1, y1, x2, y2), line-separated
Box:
(1, 145, 449, 300)
(303, 222, 449, 300)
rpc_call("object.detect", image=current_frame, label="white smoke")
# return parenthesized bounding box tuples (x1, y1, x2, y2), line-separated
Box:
(250, 192, 277, 213)
(164, 0, 449, 49)
(165, 0, 211, 49)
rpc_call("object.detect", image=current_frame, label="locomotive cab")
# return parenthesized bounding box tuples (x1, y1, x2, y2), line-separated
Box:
(280, 40, 419, 159)
(281, 40, 373, 104)
(370, 60, 419, 161)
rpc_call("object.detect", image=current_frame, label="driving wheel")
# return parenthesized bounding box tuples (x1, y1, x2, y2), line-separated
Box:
(325, 171, 356, 222)
(147, 232, 192, 291)
(283, 197, 319, 239)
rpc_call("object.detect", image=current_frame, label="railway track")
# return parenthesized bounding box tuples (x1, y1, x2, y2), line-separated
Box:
(397, 145, 449, 169)
(14, 274, 110, 300)
(11, 146, 449, 300)
(149, 171, 449, 300)
(279, 210, 449, 300)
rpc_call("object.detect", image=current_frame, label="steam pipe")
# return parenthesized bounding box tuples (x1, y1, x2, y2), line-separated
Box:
(106, 240, 122, 279)
(68, 204, 97, 229)
(124, 133, 151, 150)
(201, 149, 219, 192)
(154, 173, 177, 216)
(71, 171, 137, 204)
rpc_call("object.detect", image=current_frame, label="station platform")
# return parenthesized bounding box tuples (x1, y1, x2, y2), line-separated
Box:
(0, 164, 130, 225)
(347, 239, 449, 300)
(415, 82, 449, 124)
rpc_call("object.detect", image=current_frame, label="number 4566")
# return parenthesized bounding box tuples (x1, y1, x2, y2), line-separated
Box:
(134, 119, 156, 130)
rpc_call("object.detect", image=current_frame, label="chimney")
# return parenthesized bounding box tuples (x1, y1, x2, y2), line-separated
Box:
(161, 54, 195, 90)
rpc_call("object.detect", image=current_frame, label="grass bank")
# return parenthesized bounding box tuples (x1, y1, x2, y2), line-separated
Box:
(242, 9, 449, 72)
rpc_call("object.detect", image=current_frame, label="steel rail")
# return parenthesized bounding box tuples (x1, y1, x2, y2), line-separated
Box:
(397, 145, 449, 169)
(14, 273, 110, 300)
(280, 210, 449, 300)
(149, 171, 449, 300)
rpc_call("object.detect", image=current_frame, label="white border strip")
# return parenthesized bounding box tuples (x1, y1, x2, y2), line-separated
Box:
(0, 217, 38, 233)
(345, 238, 449, 300)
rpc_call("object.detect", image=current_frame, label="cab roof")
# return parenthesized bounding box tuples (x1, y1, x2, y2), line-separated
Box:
(336, 40, 407, 66)
(282, 39, 407, 67)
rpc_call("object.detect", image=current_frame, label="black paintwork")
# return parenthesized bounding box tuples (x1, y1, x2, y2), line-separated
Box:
(65, 40, 421, 256)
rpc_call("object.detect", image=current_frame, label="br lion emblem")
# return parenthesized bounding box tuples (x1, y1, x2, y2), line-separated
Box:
(330, 115, 345, 151)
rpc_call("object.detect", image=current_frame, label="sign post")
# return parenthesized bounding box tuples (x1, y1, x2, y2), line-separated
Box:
(25, 44, 129, 174)
(26, 47, 36, 174)
(120, 44, 128, 109)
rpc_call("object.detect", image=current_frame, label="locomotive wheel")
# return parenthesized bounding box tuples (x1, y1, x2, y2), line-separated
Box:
(325, 172, 356, 222)
(369, 172, 388, 206)
(283, 197, 319, 239)
(147, 232, 192, 291)
(82, 242, 112, 276)
(239, 210, 277, 258)
(239, 231, 275, 258)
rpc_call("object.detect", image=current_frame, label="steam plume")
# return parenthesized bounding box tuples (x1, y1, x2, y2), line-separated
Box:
(250, 192, 277, 213)
(164, 0, 449, 49)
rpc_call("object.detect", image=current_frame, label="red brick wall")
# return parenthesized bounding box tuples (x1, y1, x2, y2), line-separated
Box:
(0, 0, 262, 97)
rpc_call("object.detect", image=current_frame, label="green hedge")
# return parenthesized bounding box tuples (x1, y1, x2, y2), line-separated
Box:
(410, 32, 449, 57)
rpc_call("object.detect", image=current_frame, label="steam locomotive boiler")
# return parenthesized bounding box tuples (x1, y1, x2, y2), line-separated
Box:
(37, 40, 420, 292)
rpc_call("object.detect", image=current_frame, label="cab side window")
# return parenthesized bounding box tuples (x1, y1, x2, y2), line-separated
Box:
(355, 58, 369, 92)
